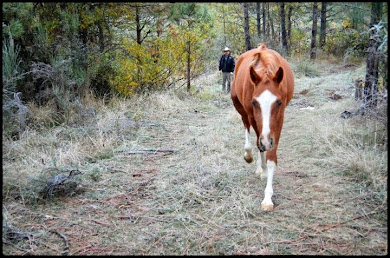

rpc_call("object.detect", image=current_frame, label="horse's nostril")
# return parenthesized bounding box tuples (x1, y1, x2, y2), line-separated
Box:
(259, 141, 265, 151)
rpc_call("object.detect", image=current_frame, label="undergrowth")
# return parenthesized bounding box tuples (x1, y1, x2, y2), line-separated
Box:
(2, 60, 387, 255)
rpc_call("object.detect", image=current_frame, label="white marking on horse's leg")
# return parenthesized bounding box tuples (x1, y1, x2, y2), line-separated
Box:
(244, 129, 251, 150)
(256, 90, 277, 150)
(255, 150, 263, 176)
(261, 160, 275, 211)
(256, 151, 268, 179)
(244, 129, 253, 163)
(255, 151, 267, 176)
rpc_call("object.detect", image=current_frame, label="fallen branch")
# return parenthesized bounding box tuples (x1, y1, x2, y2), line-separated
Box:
(126, 149, 175, 155)
(91, 219, 112, 227)
(313, 210, 381, 234)
(50, 230, 69, 255)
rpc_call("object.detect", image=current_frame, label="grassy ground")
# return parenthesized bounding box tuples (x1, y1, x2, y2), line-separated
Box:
(2, 60, 387, 255)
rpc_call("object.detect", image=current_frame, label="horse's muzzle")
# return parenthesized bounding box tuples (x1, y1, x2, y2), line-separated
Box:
(259, 136, 274, 151)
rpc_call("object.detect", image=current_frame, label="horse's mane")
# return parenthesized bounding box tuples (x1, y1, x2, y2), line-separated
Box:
(251, 43, 278, 77)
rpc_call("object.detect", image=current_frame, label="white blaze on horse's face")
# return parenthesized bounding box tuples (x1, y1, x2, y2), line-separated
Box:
(255, 89, 277, 151)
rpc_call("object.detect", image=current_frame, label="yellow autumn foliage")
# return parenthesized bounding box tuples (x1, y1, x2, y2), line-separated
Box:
(109, 4, 216, 96)
(110, 28, 203, 96)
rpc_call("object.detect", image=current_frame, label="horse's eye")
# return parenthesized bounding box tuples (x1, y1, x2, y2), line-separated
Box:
(252, 100, 257, 107)
(277, 100, 282, 106)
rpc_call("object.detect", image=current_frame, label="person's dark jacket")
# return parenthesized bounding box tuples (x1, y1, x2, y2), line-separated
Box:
(219, 55, 235, 73)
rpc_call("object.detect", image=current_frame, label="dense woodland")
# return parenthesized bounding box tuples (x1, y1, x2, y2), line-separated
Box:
(2, 2, 388, 137)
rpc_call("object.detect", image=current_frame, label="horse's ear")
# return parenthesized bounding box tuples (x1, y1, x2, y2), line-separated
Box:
(250, 66, 262, 85)
(273, 67, 284, 84)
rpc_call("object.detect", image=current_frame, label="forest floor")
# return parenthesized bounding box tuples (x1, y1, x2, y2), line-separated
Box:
(2, 60, 387, 255)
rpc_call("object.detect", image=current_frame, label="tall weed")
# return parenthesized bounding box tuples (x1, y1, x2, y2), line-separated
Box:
(2, 32, 28, 137)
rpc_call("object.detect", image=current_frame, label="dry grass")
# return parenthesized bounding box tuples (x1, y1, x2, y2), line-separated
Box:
(2, 60, 387, 255)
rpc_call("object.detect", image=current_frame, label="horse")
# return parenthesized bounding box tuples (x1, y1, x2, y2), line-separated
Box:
(230, 43, 294, 211)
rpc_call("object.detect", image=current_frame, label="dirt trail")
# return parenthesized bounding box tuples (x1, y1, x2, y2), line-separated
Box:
(3, 66, 387, 255)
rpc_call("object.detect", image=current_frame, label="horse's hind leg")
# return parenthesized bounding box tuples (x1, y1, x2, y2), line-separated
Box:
(243, 124, 253, 163)
(232, 96, 253, 163)
(255, 150, 267, 178)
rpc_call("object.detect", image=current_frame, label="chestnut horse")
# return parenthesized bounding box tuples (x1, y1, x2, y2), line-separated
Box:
(231, 43, 294, 211)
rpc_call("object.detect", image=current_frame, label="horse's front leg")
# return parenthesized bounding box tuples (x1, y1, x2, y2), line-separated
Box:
(261, 151, 277, 211)
(261, 159, 275, 211)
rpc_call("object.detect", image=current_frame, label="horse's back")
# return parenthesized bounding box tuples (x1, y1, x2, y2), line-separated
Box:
(231, 48, 259, 106)
(232, 45, 294, 108)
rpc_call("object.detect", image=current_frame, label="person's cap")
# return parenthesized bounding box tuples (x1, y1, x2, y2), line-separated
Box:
(223, 47, 230, 52)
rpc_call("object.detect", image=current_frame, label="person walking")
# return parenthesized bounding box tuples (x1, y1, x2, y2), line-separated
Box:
(219, 47, 235, 92)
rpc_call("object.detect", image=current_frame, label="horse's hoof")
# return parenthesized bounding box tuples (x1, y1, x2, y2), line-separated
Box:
(260, 172, 268, 179)
(255, 167, 263, 176)
(261, 202, 274, 211)
(244, 155, 253, 163)
(261, 204, 274, 211)
(244, 150, 253, 163)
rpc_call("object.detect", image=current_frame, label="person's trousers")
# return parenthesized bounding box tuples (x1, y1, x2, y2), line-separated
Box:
(222, 72, 232, 92)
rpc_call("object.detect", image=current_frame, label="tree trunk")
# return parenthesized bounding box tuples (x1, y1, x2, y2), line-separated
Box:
(256, 2, 261, 40)
(154, 18, 162, 61)
(186, 38, 191, 92)
(243, 3, 251, 51)
(134, 4, 151, 45)
(97, 22, 105, 51)
(310, 2, 318, 60)
(262, 2, 266, 40)
(280, 2, 288, 55)
(364, 2, 383, 107)
(222, 5, 226, 46)
(134, 5, 142, 88)
(287, 5, 293, 46)
(319, 2, 327, 48)
(269, 4, 275, 43)
(96, 3, 105, 52)
(266, 3, 270, 40)
(78, 3, 89, 47)
(157, 18, 163, 38)
(136, 5, 141, 45)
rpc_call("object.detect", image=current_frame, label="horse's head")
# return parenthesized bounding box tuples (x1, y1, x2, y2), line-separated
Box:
(250, 65, 285, 152)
